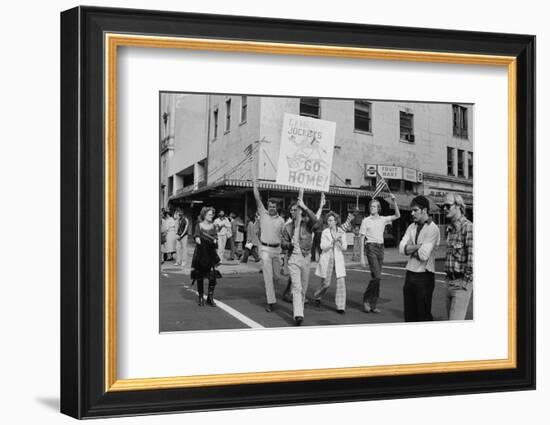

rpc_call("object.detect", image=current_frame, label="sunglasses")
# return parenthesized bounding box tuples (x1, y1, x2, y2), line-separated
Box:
(442, 203, 456, 210)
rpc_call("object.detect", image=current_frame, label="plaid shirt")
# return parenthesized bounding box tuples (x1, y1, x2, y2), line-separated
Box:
(445, 215, 473, 286)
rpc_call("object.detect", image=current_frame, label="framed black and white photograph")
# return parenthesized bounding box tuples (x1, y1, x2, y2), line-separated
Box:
(60, 5, 535, 419)
(159, 92, 475, 332)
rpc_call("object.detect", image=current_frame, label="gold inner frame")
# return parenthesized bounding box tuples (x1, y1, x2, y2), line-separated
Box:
(104, 33, 517, 392)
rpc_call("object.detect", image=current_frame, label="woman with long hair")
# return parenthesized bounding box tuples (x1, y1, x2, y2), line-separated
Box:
(312, 211, 348, 314)
(191, 207, 220, 306)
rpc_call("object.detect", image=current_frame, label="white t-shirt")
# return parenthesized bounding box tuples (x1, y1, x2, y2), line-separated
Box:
(359, 215, 392, 244)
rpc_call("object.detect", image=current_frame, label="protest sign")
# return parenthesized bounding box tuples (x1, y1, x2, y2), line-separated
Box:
(275, 113, 336, 192)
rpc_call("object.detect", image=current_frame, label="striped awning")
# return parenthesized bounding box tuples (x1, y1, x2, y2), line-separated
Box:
(170, 179, 376, 200)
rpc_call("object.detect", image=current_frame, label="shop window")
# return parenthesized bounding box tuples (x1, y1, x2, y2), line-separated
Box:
(468, 151, 473, 179)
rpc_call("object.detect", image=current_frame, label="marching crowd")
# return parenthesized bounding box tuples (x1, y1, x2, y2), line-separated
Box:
(161, 179, 473, 326)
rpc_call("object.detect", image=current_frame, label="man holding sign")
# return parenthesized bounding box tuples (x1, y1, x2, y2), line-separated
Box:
(281, 189, 320, 325)
(253, 178, 285, 313)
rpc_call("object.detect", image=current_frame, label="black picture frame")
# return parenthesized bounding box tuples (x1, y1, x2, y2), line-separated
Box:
(60, 5, 535, 419)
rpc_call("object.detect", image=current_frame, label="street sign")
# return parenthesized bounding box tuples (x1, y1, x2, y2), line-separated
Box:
(378, 165, 403, 179)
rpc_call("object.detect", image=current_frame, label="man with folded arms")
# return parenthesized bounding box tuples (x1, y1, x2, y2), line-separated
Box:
(253, 177, 285, 312)
(399, 195, 440, 322)
(442, 193, 473, 320)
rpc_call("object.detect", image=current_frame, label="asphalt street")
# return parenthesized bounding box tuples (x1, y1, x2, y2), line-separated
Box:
(159, 260, 473, 332)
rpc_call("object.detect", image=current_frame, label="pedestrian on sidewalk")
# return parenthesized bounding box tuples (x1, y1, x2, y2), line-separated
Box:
(442, 193, 473, 320)
(312, 212, 348, 313)
(213, 210, 231, 263)
(359, 194, 401, 313)
(241, 212, 261, 263)
(174, 210, 189, 267)
(161, 210, 177, 262)
(253, 177, 285, 312)
(399, 195, 440, 322)
(282, 189, 320, 326)
(191, 207, 220, 307)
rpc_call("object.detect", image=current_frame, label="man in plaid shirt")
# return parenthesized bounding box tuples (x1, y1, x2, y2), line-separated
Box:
(443, 193, 473, 320)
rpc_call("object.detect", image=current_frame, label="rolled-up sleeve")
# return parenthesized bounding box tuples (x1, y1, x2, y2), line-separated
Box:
(417, 225, 440, 261)
(399, 225, 412, 255)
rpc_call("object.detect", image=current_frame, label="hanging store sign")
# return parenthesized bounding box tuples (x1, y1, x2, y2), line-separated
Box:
(377, 165, 403, 179)
(403, 167, 418, 182)
(276, 113, 336, 192)
(417, 171, 424, 182)
(365, 164, 377, 178)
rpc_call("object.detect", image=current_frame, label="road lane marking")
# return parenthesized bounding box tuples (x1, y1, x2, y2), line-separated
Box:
(184, 287, 265, 329)
(347, 269, 404, 278)
(349, 265, 446, 276)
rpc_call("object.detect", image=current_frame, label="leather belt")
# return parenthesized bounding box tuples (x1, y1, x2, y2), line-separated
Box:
(446, 272, 464, 280)
(261, 241, 280, 248)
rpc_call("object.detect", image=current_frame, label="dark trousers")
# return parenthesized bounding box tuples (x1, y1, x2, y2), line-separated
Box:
(403, 270, 435, 322)
(364, 243, 384, 308)
(241, 245, 259, 262)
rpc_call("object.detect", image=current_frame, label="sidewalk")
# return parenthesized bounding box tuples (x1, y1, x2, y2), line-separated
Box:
(161, 243, 448, 276)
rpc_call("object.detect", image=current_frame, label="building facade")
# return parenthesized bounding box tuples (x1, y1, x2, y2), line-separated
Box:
(161, 93, 473, 241)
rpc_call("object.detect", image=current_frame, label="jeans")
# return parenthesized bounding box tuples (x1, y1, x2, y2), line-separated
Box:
(241, 245, 260, 262)
(445, 279, 473, 320)
(364, 243, 384, 308)
(403, 270, 435, 322)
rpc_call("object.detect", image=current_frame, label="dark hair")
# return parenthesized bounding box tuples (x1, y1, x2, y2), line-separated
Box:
(325, 211, 341, 225)
(199, 206, 215, 221)
(411, 195, 430, 212)
(267, 198, 279, 207)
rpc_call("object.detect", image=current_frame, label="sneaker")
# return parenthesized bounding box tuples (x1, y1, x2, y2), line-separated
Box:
(314, 299, 321, 308)
(337, 309, 346, 314)
(294, 316, 304, 326)
(371, 308, 381, 313)
(265, 303, 275, 312)
(363, 301, 372, 313)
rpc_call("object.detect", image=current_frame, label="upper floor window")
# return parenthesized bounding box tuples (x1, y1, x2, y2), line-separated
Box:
(452, 104, 468, 139)
(240, 95, 247, 123)
(212, 109, 218, 139)
(457, 149, 465, 177)
(225, 99, 231, 132)
(300, 97, 320, 119)
(354, 101, 372, 132)
(447, 147, 455, 176)
(400, 111, 415, 142)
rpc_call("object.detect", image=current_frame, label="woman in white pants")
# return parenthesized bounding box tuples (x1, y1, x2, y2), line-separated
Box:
(313, 212, 347, 313)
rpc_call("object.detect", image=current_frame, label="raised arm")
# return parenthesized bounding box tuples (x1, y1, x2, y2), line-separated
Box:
(252, 178, 266, 214)
(315, 192, 326, 219)
(388, 193, 401, 221)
